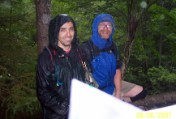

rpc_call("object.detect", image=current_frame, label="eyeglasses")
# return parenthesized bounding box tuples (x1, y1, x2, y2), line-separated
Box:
(98, 24, 112, 29)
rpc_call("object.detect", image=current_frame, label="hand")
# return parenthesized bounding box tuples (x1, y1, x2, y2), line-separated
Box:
(114, 91, 122, 100)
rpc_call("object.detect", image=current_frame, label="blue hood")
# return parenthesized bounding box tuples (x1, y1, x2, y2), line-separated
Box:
(91, 13, 115, 49)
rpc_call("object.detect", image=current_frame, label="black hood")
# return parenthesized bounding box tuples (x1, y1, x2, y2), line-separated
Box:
(48, 14, 78, 49)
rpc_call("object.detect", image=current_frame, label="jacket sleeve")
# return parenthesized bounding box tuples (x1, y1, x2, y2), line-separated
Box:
(36, 52, 69, 116)
(112, 42, 122, 69)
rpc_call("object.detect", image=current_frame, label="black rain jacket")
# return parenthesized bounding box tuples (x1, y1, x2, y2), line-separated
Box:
(36, 14, 86, 119)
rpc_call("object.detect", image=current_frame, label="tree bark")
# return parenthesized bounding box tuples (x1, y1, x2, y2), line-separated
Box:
(122, 0, 139, 78)
(134, 91, 176, 110)
(35, 0, 51, 54)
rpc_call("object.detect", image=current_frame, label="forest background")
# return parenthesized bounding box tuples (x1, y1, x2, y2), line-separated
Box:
(0, 0, 176, 119)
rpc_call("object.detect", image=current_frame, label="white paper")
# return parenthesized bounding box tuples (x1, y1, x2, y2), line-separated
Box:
(69, 79, 176, 119)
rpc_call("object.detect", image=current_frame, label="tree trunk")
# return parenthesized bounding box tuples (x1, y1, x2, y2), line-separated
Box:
(134, 91, 176, 110)
(35, 0, 51, 54)
(122, 0, 139, 78)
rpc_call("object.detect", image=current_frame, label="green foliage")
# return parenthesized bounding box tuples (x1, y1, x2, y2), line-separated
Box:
(129, 0, 176, 71)
(148, 66, 176, 94)
(0, 0, 39, 118)
(0, 38, 39, 118)
(124, 66, 150, 88)
(125, 66, 176, 95)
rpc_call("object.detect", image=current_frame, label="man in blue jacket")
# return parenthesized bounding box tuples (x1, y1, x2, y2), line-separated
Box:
(80, 13, 146, 102)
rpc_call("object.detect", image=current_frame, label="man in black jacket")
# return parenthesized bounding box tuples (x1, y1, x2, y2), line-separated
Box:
(36, 14, 86, 119)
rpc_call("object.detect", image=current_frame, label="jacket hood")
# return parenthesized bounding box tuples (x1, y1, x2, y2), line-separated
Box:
(48, 14, 78, 49)
(91, 13, 115, 49)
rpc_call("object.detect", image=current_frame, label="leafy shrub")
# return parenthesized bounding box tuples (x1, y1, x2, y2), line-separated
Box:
(147, 66, 176, 94)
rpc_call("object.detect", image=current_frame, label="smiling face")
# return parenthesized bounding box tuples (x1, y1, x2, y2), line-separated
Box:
(98, 21, 112, 40)
(58, 21, 75, 51)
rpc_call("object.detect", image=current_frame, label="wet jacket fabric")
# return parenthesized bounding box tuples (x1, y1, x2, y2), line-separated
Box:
(80, 14, 121, 95)
(36, 14, 86, 119)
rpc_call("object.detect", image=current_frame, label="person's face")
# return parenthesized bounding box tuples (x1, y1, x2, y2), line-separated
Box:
(58, 21, 74, 51)
(98, 21, 112, 40)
